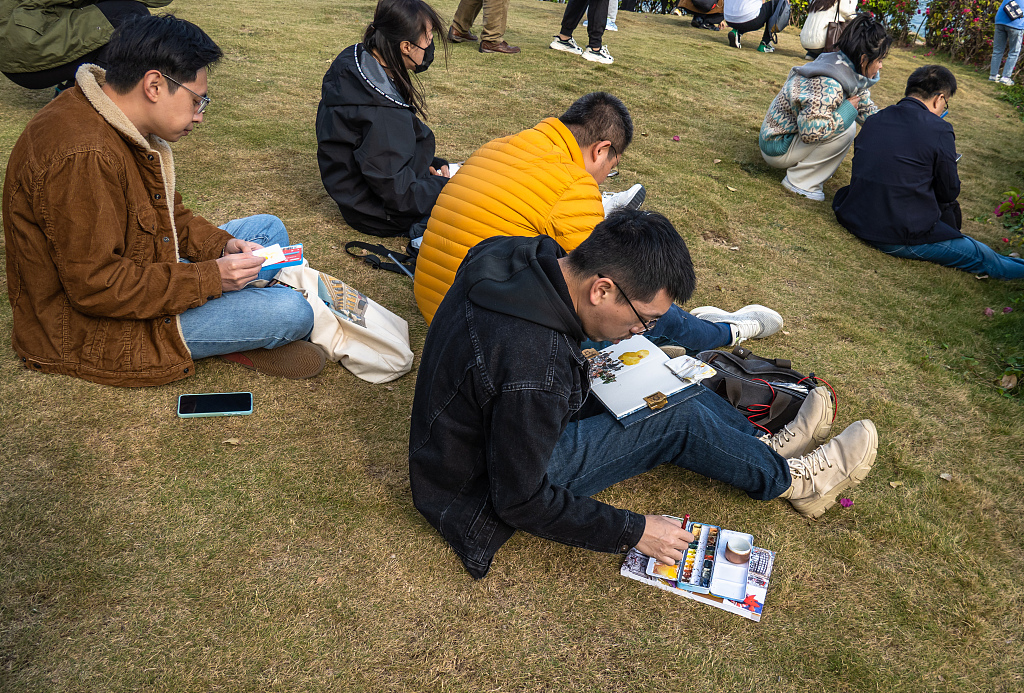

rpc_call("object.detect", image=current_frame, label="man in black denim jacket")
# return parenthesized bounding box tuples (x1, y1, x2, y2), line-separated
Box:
(409, 210, 878, 579)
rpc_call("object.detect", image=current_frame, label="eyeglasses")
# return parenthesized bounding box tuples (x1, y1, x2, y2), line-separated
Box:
(160, 72, 210, 114)
(599, 274, 657, 333)
(938, 93, 949, 119)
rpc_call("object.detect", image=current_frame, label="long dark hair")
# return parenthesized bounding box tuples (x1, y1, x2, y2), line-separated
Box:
(362, 0, 448, 116)
(807, 0, 840, 13)
(836, 13, 892, 75)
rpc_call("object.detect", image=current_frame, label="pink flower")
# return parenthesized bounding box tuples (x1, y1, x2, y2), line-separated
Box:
(839, 498, 853, 508)
(1004, 237, 1011, 243)
(672, 135, 680, 142)
(1004, 307, 1014, 314)
(985, 307, 995, 316)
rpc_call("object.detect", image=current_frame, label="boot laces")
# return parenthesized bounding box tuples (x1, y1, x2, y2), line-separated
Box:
(787, 447, 834, 495)
(761, 424, 795, 453)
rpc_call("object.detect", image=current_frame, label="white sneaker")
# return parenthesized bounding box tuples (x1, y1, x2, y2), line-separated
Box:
(760, 386, 834, 458)
(688, 304, 783, 345)
(607, 21, 619, 31)
(1000, 76, 1015, 85)
(549, 35, 583, 55)
(781, 176, 825, 202)
(781, 420, 877, 519)
(989, 74, 1002, 82)
(602, 184, 646, 216)
(582, 45, 614, 64)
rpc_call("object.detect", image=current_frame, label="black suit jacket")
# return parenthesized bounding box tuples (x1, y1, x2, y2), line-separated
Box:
(833, 97, 962, 246)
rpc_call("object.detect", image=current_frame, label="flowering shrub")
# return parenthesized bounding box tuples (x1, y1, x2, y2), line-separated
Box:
(994, 187, 1024, 245)
(925, 0, 1005, 72)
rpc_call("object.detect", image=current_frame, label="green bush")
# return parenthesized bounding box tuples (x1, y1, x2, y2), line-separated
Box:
(925, 0, 1004, 71)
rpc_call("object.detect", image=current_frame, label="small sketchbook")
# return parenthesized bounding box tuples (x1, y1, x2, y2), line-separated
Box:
(620, 543, 777, 622)
(584, 335, 716, 420)
(254, 243, 304, 269)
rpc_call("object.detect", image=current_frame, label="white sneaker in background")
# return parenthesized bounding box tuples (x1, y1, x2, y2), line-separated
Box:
(582, 45, 614, 64)
(601, 184, 646, 216)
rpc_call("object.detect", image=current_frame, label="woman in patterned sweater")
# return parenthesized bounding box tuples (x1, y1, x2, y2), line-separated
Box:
(758, 14, 892, 201)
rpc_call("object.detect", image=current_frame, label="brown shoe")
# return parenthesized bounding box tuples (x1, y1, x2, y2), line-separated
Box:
(479, 40, 520, 54)
(221, 341, 326, 379)
(448, 26, 478, 43)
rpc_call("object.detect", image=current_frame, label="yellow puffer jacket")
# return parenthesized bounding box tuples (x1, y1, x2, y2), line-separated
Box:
(413, 117, 603, 324)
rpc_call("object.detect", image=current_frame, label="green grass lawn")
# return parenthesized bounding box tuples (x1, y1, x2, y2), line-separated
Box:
(2, 1, 1023, 690)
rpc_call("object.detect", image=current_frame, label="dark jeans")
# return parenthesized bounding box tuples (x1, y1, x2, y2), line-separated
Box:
(3, 1, 149, 90)
(548, 386, 791, 501)
(559, 0, 611, 49)
(727, 0, 779, 45)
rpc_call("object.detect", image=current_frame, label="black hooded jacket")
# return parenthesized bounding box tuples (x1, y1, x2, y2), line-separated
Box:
(409, 235, 646, 579)
(315, 44, 448, 237)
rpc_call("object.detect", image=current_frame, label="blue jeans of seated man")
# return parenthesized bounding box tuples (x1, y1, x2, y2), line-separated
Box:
(179, 214, 315, 359)
(583, 304, 732, 353)
(547, 386, 791, 501)
(874, 234, 1024, 281)
(991, 24, 1024, 79)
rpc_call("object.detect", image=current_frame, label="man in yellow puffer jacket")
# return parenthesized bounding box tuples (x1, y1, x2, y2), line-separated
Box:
(415, 92, 626, 325)
(414, 92, 784, 351)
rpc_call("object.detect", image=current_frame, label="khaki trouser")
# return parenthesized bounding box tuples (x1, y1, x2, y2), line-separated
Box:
(452, 0, 510, 43)
(761, 124, 857, 194)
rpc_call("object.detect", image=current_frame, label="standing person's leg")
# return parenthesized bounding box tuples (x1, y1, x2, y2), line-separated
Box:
(874, 234, 1024, 280)
(607, 1, 619, 27)
(480, 0, 510, 43)
(478, 0, 519, 53)
(991, 24, 1009, 78)
(451, 0, 483, 39)
(558, 0, 591, 39)
(585, 0, 610, 49)
(1001, 27, 1024, 82)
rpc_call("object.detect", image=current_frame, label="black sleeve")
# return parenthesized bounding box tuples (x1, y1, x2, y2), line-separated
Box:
(353, 109, 448, 218)
(933, 126, 961, 204)
(485, 389, 646, 554)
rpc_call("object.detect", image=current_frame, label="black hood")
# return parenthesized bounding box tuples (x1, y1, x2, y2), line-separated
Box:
(461, 236, 586, 342)
(319, 44, 410, 110)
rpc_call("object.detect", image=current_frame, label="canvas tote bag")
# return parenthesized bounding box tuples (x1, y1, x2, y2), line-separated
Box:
(275, 265, 413, 383)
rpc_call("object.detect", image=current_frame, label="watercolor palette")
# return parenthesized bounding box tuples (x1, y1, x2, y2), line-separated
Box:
(644, 517, 754, 601)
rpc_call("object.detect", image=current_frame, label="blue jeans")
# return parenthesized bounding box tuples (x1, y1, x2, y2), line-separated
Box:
(874, 234, 1024, 281)
(547, 386, 791, 501)
(179, 214, 315, 358)
(583, 304, 732, 353)
(991, 24, 1024, 78)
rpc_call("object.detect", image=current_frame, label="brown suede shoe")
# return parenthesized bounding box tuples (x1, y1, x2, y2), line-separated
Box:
(479, 40, 520, 54)
(448, 26, 478, 43)
(221, 341, 326, 379)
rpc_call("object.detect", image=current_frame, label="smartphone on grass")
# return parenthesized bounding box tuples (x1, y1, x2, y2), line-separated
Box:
(177, 392, 253, 418)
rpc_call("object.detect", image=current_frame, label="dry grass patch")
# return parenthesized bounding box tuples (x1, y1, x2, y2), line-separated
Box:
(2, 1, 1024, 691)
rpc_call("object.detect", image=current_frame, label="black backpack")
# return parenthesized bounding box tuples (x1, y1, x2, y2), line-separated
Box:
(695, 346, 832, 434)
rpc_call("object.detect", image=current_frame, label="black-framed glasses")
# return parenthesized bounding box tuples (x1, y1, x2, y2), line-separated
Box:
(599, 274, 657, 333)
(160, 72, 210, 114)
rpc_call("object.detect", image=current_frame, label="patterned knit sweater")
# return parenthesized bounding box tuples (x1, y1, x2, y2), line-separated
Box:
(759, 52, 879, 157)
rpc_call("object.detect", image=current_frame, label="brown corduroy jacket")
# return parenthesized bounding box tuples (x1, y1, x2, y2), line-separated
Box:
(3, 64, 231, 387)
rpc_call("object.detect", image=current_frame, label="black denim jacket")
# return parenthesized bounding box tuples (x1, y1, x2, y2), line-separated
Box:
(409, 236, 645, 578)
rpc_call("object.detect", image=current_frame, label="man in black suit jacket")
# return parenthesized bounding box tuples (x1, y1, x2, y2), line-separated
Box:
(833, 65, 1024, 280)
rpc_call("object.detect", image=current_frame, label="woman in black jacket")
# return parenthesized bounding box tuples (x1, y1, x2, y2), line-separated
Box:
(316, 0, 450, 237)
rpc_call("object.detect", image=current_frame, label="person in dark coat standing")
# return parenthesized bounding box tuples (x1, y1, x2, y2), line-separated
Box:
(833, 65, 1024, 280)
(316, 0, 450, 238)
